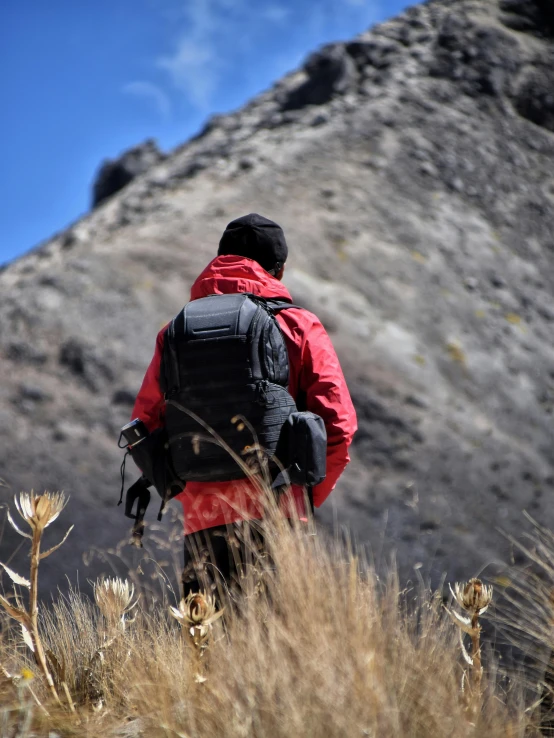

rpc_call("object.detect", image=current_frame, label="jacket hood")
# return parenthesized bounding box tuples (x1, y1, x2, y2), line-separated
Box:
(190, 255, 293, 301)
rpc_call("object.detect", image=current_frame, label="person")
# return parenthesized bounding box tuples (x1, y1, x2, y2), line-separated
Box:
(131, 213, 357, 597)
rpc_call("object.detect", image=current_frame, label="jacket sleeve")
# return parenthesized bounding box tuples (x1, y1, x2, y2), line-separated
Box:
(131, 329, 167, 432)
(298, 317, 357, 507)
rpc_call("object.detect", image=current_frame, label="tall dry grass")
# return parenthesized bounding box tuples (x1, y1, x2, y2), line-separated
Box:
(0, 492, 550, 736)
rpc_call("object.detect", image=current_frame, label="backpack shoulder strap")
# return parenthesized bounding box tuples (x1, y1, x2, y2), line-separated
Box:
(263, 298, 303, 313)
(160, 312, 182, 397)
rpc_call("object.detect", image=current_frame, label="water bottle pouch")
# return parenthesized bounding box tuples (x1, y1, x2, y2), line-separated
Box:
(276, 411, 327, 487)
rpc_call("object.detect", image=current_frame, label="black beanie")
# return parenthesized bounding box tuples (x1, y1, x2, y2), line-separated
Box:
(217, 213, 288, 273)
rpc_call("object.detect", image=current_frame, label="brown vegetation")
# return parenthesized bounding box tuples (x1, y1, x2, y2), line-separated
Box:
(0, 492, 552, 736)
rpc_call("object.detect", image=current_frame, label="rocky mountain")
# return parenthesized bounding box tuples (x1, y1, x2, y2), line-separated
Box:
(1, 0, 553, 590)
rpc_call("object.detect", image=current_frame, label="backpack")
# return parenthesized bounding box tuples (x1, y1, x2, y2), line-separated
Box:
(159, 293, 299, 483)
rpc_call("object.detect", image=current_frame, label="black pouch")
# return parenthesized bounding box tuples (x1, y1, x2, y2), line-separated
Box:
(129, 428, 181, 501)
(276, 411, 327, 487)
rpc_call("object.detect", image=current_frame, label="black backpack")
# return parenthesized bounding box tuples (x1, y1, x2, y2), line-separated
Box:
(121, 292, 327, 536)
(160, 293, 300, 483)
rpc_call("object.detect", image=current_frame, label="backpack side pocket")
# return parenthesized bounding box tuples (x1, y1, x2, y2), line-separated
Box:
(130, 428, 181, 500)
(276, 411, 327, 487)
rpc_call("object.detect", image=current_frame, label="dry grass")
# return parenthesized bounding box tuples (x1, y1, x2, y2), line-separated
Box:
(0, 494, 551, 736)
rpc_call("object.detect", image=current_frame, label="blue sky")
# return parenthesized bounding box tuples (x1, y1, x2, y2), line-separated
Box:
(1, 0, 411, 266)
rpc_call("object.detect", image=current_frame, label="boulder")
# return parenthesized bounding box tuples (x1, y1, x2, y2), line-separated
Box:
(511, 66, 554, 132)
(499, 0, 554, 37)
(92, 139, 165, 208)
(280, 44, 358, 111)
(429, 12, 521, 96)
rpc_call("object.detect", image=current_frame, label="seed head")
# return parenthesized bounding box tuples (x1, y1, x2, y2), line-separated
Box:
(94, 578, 137, 623)
(170, 592, 224, 647)
(451, 578, 493, 616)
(14, 492, 68, 532)
(170, 592, 222, 626)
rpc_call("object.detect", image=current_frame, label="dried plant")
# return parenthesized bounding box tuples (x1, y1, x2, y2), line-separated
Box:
(0, 492, 73, 708)
(169, 592, 224, 684)
(170, 591, 224, 649)
(0, 491, 540, 736)
(13, 492, 67, 532)
(94, 577, 137, 632)
(447, 577, 493, 711)
(77, 577, 137, 709)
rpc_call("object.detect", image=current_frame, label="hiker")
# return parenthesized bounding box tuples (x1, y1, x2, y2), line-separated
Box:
(128, 213, 357, 597)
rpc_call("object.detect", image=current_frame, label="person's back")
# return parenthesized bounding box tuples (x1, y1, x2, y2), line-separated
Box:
(131, 214, 357, 595)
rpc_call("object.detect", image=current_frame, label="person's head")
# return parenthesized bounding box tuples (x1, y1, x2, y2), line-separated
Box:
(217, 213, 288, 279)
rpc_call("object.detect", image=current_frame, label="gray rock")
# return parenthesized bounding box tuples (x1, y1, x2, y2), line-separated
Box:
(281, 44, 358, 110)
(429, 11, 521, 97)
(6, 342, 47, 365)
(346, 37, 402, 71)
(499, 0, 554, 38)
(92, 139, 166, 207)
(511, 66, 554, 132)
(19, 383, 51, 402)
(112, 389, 137, 406)
(310, 113, 329, 127)
(1, 0, 554, 592)
(419, 160, 438, 177)
(59, 338, 115, 391)
(489, 273, 506, 288)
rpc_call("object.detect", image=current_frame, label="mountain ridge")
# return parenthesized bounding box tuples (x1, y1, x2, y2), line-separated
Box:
(1, 0, 553, 589)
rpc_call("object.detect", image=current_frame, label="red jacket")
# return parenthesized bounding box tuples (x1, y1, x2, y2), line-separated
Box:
(132, 255, 357, 534)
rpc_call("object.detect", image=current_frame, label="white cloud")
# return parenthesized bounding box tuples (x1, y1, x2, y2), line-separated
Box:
(156, 0, 247, 111)
(154, 0, 383, 112)
(157, 38, 219, 111)
(263, 5, 291, 24)
(123, 81, 172, 119)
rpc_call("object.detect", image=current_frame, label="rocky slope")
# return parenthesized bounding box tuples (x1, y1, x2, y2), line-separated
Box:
(1, 0, 553, 589)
